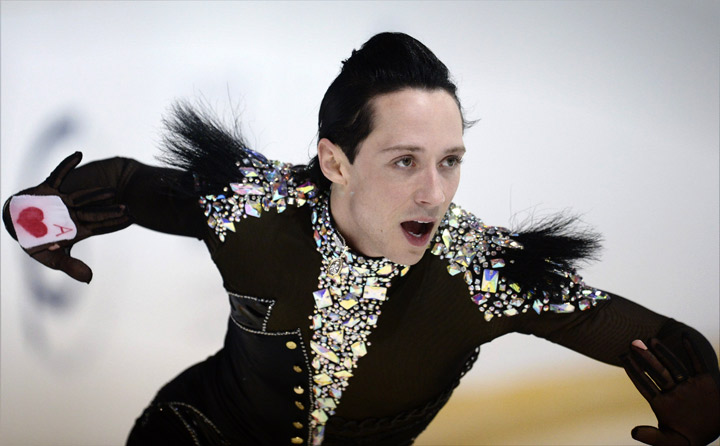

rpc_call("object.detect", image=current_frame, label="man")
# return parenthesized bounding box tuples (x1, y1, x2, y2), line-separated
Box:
(4, 32, 719, 446)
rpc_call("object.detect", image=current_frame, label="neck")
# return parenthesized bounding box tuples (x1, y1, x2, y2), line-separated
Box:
(328, 187, 373, 258)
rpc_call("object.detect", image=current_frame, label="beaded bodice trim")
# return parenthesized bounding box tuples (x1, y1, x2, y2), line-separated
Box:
(198, 152, 319, 241)
(429, 204, 608, 321)
(307, 196, 409, 445)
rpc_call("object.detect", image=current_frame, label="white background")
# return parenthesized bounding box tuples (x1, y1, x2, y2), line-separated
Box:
(1, 1, 718, 445)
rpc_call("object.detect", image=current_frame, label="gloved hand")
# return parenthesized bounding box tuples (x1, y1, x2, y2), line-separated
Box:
(622, 336, 720, 446)
(3, 152, 131, 283)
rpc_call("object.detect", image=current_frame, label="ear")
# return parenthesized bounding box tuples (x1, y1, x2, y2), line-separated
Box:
(317, 138, 350, 186)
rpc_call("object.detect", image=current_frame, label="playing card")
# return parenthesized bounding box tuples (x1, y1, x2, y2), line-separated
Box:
(9, 195, 77, 249)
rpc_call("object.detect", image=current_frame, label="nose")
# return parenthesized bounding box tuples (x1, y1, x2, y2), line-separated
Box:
(415, 167, 446, 207)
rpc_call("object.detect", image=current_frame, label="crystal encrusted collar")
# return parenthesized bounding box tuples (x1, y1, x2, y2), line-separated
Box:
(308, 195, 409, 445)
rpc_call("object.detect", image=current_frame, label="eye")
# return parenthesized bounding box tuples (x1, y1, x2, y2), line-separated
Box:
(441, 156, 463, 168)
(394, 156, 415, 168)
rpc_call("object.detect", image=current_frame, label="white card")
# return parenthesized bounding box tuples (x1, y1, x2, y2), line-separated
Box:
(9, 195, 77, 249)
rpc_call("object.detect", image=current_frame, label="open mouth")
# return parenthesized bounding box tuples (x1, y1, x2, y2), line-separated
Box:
(400, 220, 434, 246)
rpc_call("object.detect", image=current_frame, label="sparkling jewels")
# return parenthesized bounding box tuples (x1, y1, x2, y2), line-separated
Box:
(447, 264, 462, 276)
(311, 341, 340, 364)
(333, 370, 353, 379)
(313, 373, 332, 386)
(339, 294, 358, 310)
(311, 426, 325, 446)
(429, 202, 610, 323)
(316, 398, 336, 410)
(313, 289, 332, 309)
(311, 314, 323, 329)
(351, 341, 367, 358)
(550, 303, 575, 313)
(472, 293, 488, 305)
(201, 155, 319, 240)
(307, 196, 405, 437)
(328, 330, 344, 344)
(244, 201, 262, 218)
(311, 409, 328, 424)
(480, 269, 499, 293)
(363, 286, 387, 301)
(230, 182, 264, 195)
(533, 299, 544, 314)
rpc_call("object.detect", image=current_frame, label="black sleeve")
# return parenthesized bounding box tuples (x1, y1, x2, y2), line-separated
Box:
(515, 293, 719, 383)
(57, 156, 207, 239)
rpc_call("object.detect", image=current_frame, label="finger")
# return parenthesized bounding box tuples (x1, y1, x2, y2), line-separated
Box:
(630, 340, 676, 391)
(682, 334, 707, 375)
(69, 187, 117, 207)
(32, 248, 93, 283)
(649, 338, 690, 382)
(45, 152, 83, 189)
(86, 215, 133, 235)
(632, 426, 690, 446)
(632, 426, 662, 445)
(621, 353, 658, 401)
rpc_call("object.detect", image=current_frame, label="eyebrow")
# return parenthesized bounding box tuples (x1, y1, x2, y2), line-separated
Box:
(380, 145, 466, 155)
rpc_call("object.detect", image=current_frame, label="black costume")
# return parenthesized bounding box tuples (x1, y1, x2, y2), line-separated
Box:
(4, 110, 719, 446)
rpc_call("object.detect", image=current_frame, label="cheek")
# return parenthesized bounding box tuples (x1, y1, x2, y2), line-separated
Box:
(352, 171, 416, 219)
(442, 174, 461, 201)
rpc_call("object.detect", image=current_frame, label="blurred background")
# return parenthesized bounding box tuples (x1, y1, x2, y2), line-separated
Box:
(1, 1, 718, 445)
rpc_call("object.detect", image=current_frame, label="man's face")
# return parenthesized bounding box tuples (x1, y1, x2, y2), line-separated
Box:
(330, 88, 465, 265)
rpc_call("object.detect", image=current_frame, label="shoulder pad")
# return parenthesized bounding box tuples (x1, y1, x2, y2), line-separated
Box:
(200, 157, 319, 241)
(430, 204, 608, 321)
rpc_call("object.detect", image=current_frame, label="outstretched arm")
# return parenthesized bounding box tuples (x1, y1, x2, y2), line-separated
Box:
(517, 295, 719, 445)
(3, 152, 205, 282)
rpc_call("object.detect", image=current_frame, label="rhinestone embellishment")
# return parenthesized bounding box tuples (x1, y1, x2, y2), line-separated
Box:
(431, 204, 608, 321)
(307, 195, 407, 445)
(199, 149, 318, 241)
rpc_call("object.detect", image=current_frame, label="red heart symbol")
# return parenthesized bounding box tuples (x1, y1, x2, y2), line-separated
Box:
(17, 206, 48, 238)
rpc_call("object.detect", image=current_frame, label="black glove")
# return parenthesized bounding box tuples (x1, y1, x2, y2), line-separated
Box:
(622, 337, 720, 446)
(3, 152, 131, 283)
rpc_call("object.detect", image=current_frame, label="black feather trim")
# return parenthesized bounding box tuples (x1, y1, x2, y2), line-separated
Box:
(503, 214, 602, 299)
(158, 101, 267, 196)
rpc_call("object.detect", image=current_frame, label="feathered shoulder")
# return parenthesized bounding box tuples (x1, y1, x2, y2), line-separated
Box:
(159, 102, 319, 241)
(431, 204, 608, 321)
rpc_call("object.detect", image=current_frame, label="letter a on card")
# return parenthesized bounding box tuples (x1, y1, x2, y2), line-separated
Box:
(9, 195, 77, 249)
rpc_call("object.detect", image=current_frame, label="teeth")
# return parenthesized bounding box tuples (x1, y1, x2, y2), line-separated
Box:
(402, 220, 432, 238)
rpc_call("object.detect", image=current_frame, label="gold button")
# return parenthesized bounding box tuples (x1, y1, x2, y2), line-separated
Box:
(293, 365, 302, 373)
(291, 437, 303, 445)
(293, 421, 303, 429)
(286, 341, 297, 350)
(295, 401, 305, 410)
(293, 386, 304, 395)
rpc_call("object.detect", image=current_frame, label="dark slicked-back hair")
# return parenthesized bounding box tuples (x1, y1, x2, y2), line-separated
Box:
(303, 32, 470, 189)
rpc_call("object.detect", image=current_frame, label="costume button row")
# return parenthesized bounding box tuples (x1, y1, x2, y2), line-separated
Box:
(287, 338, 306, 442)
